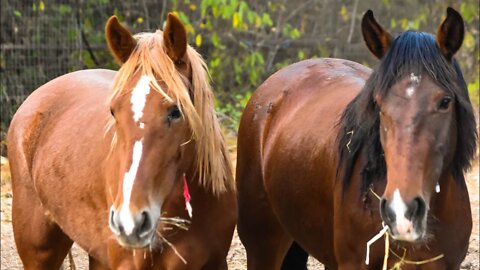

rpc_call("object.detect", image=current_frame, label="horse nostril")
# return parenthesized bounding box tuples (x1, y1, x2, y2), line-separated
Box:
(380, 198, 395, 224)
(109, 209, 122, 235)
(137, 210, 153, 238)
(406, 197, 426, 220)
(110, 209, 115, 226)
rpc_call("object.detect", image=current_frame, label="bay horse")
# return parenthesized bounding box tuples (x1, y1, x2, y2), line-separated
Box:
(8, 13, 236, 269)
(237, 7, 477, 270)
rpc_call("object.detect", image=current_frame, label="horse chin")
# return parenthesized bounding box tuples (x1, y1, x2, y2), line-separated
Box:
(388, 224, 426, 243)
(115, 231, 157, 249)
(389, 230, 423, 242)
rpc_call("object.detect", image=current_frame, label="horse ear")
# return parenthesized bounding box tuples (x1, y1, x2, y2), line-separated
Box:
(105, 16, 136, 64)
(437, 7, 464, 60)
(361, 10, 393, 59)
(163, 13, 188, 63)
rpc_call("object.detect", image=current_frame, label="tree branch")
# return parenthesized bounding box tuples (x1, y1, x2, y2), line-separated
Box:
(347, 0, 360, 44)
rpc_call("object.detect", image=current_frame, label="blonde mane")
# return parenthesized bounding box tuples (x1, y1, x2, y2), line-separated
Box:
(106, 30, 234, 195)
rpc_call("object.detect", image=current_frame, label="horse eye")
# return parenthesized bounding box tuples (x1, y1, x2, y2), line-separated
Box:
(438, 96, 452, 111)
(167, 105, 182, 123)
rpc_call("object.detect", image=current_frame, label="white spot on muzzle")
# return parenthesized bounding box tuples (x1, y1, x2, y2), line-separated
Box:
(390, 189, 413, 235)
(119, 140, 144, 235)
(131, 75, 151, 126)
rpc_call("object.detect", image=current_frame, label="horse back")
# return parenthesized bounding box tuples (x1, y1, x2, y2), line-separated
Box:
(237, 58, 370, 264)
(239, 58, 370, 177)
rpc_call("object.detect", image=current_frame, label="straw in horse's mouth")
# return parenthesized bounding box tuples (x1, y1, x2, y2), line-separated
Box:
(149, 216, 191, 264)
(159, 216, 191, 231)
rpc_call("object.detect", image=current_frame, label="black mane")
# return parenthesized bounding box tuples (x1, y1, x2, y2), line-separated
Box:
(337, 31, 478, 195)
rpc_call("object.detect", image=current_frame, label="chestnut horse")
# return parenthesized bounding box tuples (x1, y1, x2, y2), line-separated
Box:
(8, 14, 236, 269)
(237, 8, 477, 270)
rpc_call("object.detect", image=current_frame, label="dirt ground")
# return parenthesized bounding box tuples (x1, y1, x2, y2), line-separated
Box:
(1, 155, 478, 269)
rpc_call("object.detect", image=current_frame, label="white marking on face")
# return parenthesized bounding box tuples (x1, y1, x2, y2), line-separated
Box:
(131, 75, 151, 126)
(435, 183, 440, 193)
(391, 189, 407, 219)
(119, 140, 144, 235)
(390, 189, 414, 237)
(409, 73, 421, 84)
(406, 86, 415, 98)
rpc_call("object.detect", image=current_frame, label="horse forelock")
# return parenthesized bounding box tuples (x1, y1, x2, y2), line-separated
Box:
(337, 30, 477, 196)
(105, 30, 234, 195)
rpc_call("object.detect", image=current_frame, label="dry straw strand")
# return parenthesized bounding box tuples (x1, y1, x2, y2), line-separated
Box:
(365, 188, 444, 269)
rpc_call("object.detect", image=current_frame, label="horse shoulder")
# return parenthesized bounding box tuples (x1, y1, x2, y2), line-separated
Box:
(8, 69, 115, 169)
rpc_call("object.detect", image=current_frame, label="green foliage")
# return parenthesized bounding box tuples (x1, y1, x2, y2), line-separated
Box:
(2, 0, 479, 137)
(215, 92, 252, 131)
(169, 0, 311, 131)
(468, 78, 479, 106)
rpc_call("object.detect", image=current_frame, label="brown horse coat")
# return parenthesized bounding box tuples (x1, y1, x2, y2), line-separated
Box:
(237, 57, 472, 270)
(8, 14, 236, 270)
(237, 8, 475, 270)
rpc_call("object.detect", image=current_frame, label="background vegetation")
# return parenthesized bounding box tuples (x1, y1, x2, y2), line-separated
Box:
(1, 0, 478, 153)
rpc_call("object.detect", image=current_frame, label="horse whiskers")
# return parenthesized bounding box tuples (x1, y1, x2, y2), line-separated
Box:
(149, 243, 154, 267)
(156, 230, 187, 265)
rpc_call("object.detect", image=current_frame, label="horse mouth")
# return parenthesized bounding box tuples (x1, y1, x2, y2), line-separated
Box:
(386, 220, 426, 242)
(389, 229, 422, 242)
(115, 227, 158, 249)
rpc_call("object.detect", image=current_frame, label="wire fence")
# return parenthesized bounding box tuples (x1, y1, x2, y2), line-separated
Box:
(0, 0, 167, 155)
(1, 1, 80, 141)
(1, 1, 478, 156)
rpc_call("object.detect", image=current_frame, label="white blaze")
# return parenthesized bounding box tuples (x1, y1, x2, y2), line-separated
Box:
(390, 189, 413, 236)
(116, 76, 152, 235)
(391, 189, 407, 218)
(119, 140, 144, 235)
(131, 75, 151, 124)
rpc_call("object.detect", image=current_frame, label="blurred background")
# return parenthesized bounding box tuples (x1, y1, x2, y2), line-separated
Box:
(1, 0, 479, 155)
(1, 1, 479, 268)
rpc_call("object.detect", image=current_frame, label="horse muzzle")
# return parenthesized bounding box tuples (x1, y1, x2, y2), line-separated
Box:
(109, 206, 156, 248)
(379, 193, 427, 242)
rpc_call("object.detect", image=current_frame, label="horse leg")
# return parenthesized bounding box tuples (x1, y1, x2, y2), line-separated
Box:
(237, 169, 292, 269)
(12, 183, 73, 270)
(89, 256, 110, 270)
(202, 259, 227, 270)
(281, 242, 309, 270)
(237, 199, 292, 270)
